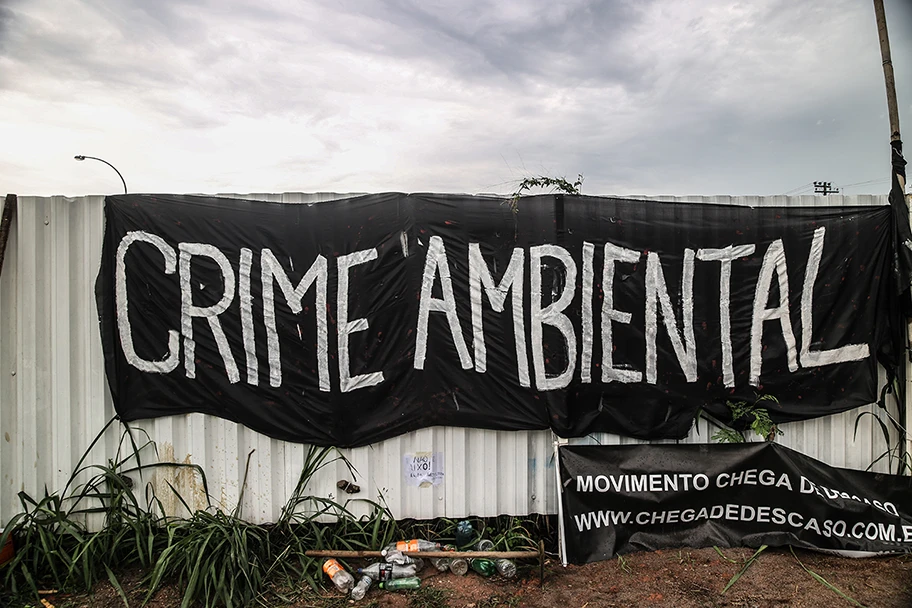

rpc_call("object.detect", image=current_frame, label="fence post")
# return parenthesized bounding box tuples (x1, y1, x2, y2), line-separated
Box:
(0, 194, 16, 278)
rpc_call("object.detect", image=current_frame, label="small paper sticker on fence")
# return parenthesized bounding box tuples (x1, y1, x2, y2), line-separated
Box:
(404, 452, 444, 487)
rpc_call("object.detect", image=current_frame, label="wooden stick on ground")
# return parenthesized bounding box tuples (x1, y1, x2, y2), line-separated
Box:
(304, 549, 538, 559)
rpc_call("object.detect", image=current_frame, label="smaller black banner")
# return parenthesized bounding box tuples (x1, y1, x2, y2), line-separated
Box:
(559, 443, 912, 564)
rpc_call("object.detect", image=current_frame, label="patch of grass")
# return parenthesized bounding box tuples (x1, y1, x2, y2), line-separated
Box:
(617, 554, 632, 573)
(475, 594, 521, 608)
(266, 444, 400, 591)
(677, 550, 695, 566)
(295, 593, 379, 608)
(145, 510, 270, 608)
(407, 584, 450, 608)
(0, 418, 201, 604)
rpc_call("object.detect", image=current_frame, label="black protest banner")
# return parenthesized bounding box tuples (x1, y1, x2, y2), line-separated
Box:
(558, 443, 912, 564)
(97, 194, 901, 446)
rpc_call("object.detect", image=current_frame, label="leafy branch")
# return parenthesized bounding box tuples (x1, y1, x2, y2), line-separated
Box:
(512, 174, 584, 197)
(507, 174, 584, 214)
(711, 394, 783, 443)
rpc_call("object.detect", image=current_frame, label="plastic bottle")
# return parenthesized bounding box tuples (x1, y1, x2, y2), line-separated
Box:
(431, 544, 456, 572)
(448, 557, 469, 576)
(468, 558, 496, 577)
(357, 562, 416, 581)
(495, 558, 517, 578)
(455, 520, 474, 548)
(322, 558, 355, 592)
(350, 575, 372, 601)
(475, 539, 495, 552)
(382, 539, 441, 553)
(383, 549, 425, 570)
(378, 577, 421, 591)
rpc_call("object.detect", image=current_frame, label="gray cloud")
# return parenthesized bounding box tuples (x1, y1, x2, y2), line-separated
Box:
(0, 0, 909, 196)
(314, 0, 657, 92)
(0, 1, 14, 50)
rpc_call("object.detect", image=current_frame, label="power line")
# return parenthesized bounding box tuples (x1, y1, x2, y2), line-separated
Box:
(782, 182, 814, 196)
(787, 186, 816, 196)
(837, 177, 890, 190)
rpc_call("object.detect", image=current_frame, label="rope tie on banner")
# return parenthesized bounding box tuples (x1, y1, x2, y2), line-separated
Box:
(874, 364, 909, 440)
(877, 366, 895, 411)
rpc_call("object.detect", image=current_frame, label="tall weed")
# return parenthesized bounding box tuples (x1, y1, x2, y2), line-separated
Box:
(1, 418, 202, 601)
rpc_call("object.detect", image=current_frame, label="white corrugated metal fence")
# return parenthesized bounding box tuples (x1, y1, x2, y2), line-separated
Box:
(0, 192, 901, 526)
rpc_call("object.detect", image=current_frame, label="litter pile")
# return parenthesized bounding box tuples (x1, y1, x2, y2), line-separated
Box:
(321, 522, 524, 601)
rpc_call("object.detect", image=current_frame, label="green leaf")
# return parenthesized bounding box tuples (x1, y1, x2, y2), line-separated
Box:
(104, 563, 130, 608)
(713, 546, 739, 564)
(721, 545, 766, 594)
(789, 547, 866, 607)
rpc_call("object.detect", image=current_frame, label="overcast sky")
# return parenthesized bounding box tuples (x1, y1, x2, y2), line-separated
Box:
(1, 0, 910, 197)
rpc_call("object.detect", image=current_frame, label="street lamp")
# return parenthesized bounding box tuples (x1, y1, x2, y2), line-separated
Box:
(74, 155, 127, 194)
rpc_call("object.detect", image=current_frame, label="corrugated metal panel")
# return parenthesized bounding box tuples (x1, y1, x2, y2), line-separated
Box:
(0, 192, 900, 527)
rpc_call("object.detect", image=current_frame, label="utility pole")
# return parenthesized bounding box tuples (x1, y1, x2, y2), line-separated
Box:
(873, 0, 902, 145)
(813, 181, 839, 196)
(872, 0, 909, 470)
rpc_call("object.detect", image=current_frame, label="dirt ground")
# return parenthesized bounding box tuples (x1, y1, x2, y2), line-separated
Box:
(32, 546, 912, 608)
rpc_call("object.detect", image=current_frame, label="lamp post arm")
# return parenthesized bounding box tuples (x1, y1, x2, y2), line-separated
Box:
(75, 155, 127, 193)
